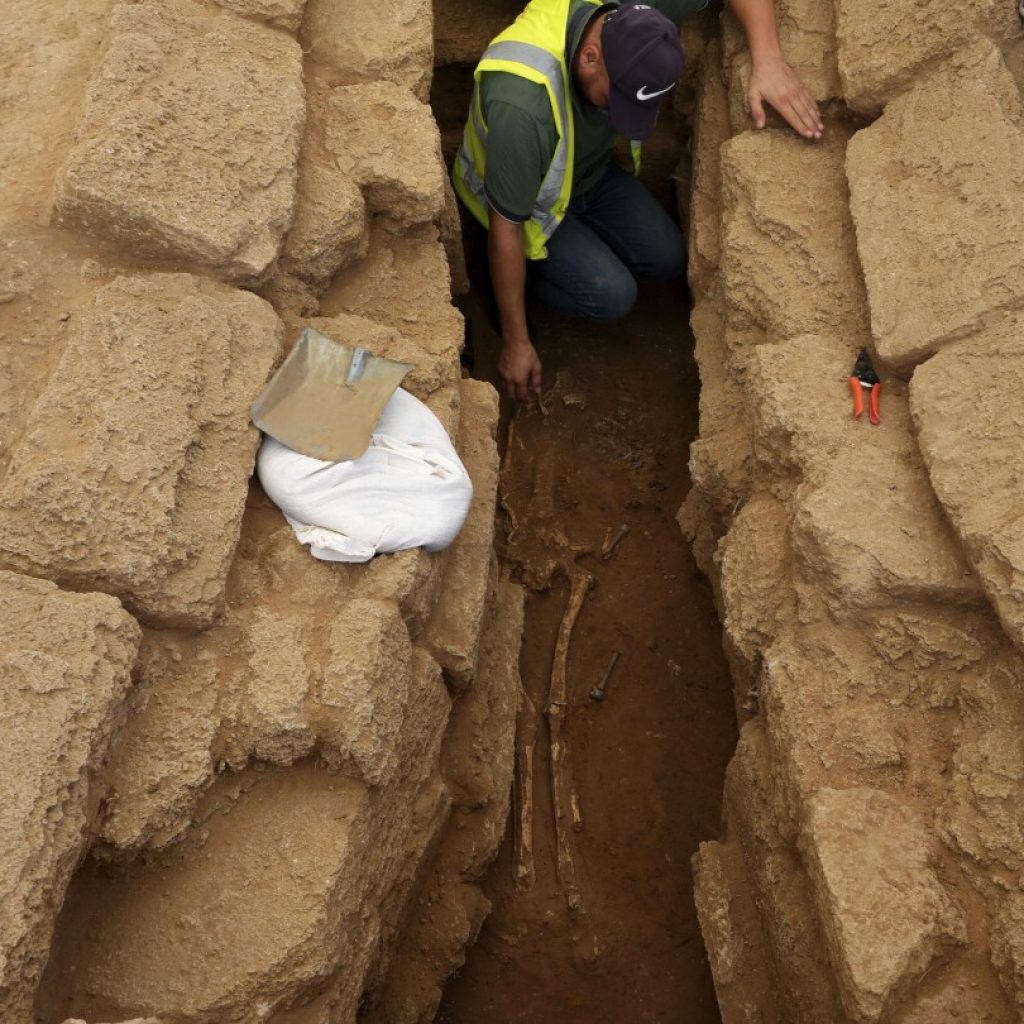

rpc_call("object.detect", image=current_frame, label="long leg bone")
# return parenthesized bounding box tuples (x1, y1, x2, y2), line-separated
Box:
(546, 570, 594, 913)
(514, 683, 538, 890)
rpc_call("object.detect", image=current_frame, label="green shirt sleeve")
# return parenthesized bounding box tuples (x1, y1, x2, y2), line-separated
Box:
(479, 71, 556, 223)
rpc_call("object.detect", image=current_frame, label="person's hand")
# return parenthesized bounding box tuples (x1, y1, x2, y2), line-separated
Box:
(748, 54, 823, 140)
(498, 338, 542, 403)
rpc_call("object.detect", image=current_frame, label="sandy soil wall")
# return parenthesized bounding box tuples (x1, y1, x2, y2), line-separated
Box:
(0, 2, 518, 1022)
(682, 3, 1024, 1022)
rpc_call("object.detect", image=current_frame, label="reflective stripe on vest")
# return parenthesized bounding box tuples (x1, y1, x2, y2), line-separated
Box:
(484, 41, 571, 242)
(455, 32, 574, 259)
(455, 45, 569, 245)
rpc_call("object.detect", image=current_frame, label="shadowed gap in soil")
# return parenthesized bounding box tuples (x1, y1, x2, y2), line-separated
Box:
(431, 65, 737, 1024)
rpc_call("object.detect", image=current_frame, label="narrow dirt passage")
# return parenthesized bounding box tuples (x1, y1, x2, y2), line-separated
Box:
(433, 67, 737, 1024)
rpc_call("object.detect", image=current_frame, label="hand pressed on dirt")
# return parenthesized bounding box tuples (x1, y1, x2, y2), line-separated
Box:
(748, 54, 823, 139)
(498, 339, 542, 404)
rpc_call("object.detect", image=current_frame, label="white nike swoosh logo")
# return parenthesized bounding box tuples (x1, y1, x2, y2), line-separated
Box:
(636, 83, 675, 102)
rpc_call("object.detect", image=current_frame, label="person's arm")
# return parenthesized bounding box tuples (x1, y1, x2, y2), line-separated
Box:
(489, 210, 542, 403)
(728, 0, 823, 139)
(477, 77, 550, 404)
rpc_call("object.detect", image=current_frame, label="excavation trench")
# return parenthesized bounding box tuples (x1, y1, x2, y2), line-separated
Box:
(8, 0, 1024, 1018)
(430, 63, 737, 1024)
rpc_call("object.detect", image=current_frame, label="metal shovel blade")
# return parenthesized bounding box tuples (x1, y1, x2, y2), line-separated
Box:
(251, 327, 413, 462)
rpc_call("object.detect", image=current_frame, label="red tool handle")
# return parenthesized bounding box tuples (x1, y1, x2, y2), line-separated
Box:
(849, 377, 864, 419)
(869, 383, 881, 425)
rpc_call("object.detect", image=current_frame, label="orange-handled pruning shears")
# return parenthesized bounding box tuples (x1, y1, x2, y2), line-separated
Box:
(849, 348, 881, 425)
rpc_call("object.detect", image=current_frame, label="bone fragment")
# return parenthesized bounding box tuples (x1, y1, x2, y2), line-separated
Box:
(589, 650, 621, 702)
(500, 410, 522, 542)
(514, 683, 538, 890)
(546, 570, 594, 913)
(600, 523, 630, 560)
(500, 409, 520, 478)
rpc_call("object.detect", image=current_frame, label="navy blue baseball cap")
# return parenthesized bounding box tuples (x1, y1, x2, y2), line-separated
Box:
(602, 3, 684, 139)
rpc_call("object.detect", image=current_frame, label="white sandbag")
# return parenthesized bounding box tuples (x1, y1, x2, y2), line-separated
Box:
(257, 388, 472, 563)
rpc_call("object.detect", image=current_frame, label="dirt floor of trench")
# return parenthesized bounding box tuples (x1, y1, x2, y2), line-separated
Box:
(432, 67, 737, 1024)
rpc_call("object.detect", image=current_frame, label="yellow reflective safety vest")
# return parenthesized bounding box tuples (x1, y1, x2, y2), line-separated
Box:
(453, 0, 643, 260)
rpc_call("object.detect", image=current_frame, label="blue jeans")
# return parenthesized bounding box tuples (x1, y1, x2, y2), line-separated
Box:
(527, 163, 685, 320)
